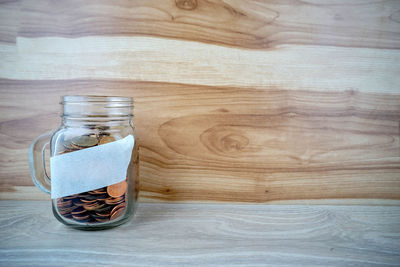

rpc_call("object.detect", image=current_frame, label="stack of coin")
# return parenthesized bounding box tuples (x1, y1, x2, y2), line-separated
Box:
(56, 133, 128, 223)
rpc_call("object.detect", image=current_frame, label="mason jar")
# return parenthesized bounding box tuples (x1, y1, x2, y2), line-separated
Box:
(29, 96, 139, 230)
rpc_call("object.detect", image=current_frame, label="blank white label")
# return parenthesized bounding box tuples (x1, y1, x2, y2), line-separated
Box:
(50, 135, 134, 199)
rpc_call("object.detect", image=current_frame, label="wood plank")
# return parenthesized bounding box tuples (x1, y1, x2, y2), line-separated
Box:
(3, 186, 400, 205)
(18, 0, 400, 49)
(0, 0, 20, 44)
(1, 37, 399, 93)
(0, 201, 399, 266)
(0, 79, 399, 203)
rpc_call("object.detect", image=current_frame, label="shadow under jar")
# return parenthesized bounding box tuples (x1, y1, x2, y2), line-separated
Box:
(29, 96, 139, 230)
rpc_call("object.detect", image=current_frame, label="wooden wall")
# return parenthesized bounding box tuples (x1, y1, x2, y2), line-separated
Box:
(0, 0, 399, 203)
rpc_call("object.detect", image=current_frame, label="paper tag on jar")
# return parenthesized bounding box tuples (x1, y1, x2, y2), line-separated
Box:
(50, 135, 135, 199)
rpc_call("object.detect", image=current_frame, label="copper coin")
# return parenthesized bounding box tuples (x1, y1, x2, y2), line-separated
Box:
(71, 206, 86, 215)
(82, 193, 108, 201)
(110, 203, 126, 217)
(72, 214, 90, 221)
(58, 207, 74, 215)
(72, 198, 85, 206)
(58, 150, 72, 155)
(80, 198, 97, 204)
(110, 207, 126, 220)
(57, 203, 72, 209)
(97, 204, 112, 212)
(63, 214, 73, 219)
(63, 194, 78, 200)
(99, 136, 115, 145)
(57, 200, 72, 208)
(105, 196, 125, 205)
(70, 143, 84, 150)
(83, 202, 104, 211)
(81, 194, 103, 200)
(95, 196, 108, 202)
(95, 211, 111, 218)
(107, 180, 127, 198)
(89, 188, 107, 195)
(95, 217, 109, 223)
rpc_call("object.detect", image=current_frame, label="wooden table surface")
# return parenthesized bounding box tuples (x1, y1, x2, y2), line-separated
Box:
(1, 2, 399, 265)
(1, 201, 399, 266)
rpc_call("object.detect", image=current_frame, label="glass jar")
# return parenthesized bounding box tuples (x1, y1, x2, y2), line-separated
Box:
(29, 96, 139, 230)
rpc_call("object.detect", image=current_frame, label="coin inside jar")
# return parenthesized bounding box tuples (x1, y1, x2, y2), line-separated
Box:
(71, 136, 98, 148)
(62, 139, 74, 149)
(110, 206, 126, 220)
(99, 136, 115, 145)
(107, 180, 127, 198)
(53, 133, 133, 225)
(110, 203, 126, 220)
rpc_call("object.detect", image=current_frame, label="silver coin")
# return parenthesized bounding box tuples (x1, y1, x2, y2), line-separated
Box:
(71, 136, 98, 148)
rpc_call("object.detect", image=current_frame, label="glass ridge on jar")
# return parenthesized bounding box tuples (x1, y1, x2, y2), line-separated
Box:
(29, 96, 139, 230)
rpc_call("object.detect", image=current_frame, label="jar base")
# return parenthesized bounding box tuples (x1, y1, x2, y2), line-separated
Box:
(52, 204, 135, 231)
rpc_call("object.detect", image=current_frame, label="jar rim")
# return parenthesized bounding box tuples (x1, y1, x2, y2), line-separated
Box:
(62, 95, 133, 104)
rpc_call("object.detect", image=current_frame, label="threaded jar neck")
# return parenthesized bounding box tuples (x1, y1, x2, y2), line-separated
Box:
(61, 95, 134, 126)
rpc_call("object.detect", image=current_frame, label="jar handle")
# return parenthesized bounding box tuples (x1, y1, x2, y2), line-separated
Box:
(29, 131, 52, 194)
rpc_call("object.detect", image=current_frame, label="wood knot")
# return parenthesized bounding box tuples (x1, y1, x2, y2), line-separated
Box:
(221, 133, 249, 152)
(217, 108, 229, 113)
(175, 0, 197, 10)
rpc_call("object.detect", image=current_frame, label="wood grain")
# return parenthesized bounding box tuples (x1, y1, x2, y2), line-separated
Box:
(0, 0, 399, 203)
(1, 37, 400, 93)
(0, 79, 399, 202)
(0, 0, 20, 44)
(18, 0, 400, 49)
(0, 201, 399, 266)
